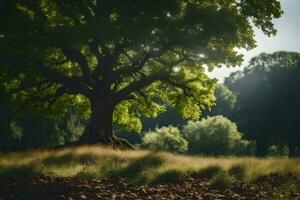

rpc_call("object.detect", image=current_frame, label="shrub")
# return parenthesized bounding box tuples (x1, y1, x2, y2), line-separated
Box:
(210, 171, 235, 189)
(267, 145, 289, 157)
(182, 115, 255, 156)
(141, 126, 188, 153)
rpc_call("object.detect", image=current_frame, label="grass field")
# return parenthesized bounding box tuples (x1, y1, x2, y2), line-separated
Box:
(0, 146, 300, 185)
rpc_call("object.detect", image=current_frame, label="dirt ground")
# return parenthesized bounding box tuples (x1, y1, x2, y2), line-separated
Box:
(1, 173, 300, 200)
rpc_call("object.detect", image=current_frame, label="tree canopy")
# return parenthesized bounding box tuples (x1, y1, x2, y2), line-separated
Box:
(0, 0, 282, 147)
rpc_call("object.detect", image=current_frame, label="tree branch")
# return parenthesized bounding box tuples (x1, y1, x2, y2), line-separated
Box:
(114, 45, 170, 83)
(115, 73, 168, 103)
(60, 46, 96, 88)
(60, 46, 91, 78)
(36, 63, 92, 98)
(14, 85, 68, 112)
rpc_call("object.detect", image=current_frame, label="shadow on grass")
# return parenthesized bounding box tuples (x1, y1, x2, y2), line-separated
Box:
(75, 155, 126, 178)
(262, 174, 300, 200)
(152, 169, 185, 184)
(112, 153, 165, 184)
(0, 163, 39, 182)
(229, 164, 246, 181)
(195, 165, 224, 179)
(209, 171, 235, 189)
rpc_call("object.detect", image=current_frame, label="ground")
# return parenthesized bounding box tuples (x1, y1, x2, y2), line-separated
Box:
(1, 173, 300, 199)
(0, 146, 300, 199)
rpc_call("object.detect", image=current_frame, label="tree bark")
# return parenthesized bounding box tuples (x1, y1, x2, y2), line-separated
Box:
(78, 97, 134, 150)
(88, 98, 114, 142)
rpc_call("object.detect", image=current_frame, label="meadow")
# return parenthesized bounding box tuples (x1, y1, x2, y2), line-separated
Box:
(1, 146, 299, 185)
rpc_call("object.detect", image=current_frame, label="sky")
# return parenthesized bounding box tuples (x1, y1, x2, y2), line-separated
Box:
(208, 0, 300, 82)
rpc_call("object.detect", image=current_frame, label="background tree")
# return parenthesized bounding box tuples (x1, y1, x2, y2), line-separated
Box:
(0, 108, 85, 151)
(203, 84, 237, 117)
(0, 0, 282, 147)
(224, 51, 300, 156)
(182, 115, 255, 156)
(141, 126, 188, 153)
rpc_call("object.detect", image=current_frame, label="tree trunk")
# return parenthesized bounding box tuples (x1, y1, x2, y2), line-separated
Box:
(88, 99, 114, 143)
(79, 97, 134, 150)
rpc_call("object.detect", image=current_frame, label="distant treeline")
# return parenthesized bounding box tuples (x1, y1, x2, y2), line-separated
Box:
(1, 51, 300, 156)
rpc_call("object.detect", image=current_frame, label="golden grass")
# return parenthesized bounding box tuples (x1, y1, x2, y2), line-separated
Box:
(0, 146, 299, 184)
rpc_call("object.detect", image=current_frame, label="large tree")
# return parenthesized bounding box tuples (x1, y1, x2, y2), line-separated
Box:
(0, 0, 282, 148)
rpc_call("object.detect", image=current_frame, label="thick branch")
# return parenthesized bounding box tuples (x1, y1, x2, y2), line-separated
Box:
(89, 39, 105, 80)
(115, 45, 170, 78)
(89, 38, 117, 88)
(60, 46, 91, 78)
(36, 63, 92, 98)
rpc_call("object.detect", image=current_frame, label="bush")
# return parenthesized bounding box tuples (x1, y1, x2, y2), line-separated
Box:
(141, 126, 188, 153)
(267, 145, 289, 157)
(210, 171, 235, 189)
(182, 115, 255, 156)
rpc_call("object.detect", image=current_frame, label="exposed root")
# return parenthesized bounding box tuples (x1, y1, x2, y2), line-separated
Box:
(54, 135, 134, 151)
(111, 136, 135, 150)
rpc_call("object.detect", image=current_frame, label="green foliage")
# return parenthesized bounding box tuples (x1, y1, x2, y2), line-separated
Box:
(141, 126, 188, 153)
(207, 84, 237, 116)
(182, 115, 255, 155)
(224, 51, 300, 155)
(140, 83, 237, 133)
(0, 108, 85, 151)
(267, 145, 289, 157)
(0, 0, 282, 142)
(113, 98, 166, 133)
(209, 171, 235, 189)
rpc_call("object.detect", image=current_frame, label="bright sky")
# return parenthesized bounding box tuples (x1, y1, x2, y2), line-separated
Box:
(208, 0, 300, 82)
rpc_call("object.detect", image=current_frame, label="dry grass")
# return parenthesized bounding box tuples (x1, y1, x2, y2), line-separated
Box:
(0, 146, 299, 184)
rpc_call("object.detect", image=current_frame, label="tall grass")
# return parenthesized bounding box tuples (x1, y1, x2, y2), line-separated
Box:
(0, 146, 299, 184)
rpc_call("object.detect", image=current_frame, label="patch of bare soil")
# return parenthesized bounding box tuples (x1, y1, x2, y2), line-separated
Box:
(0, 173, 299, 200)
